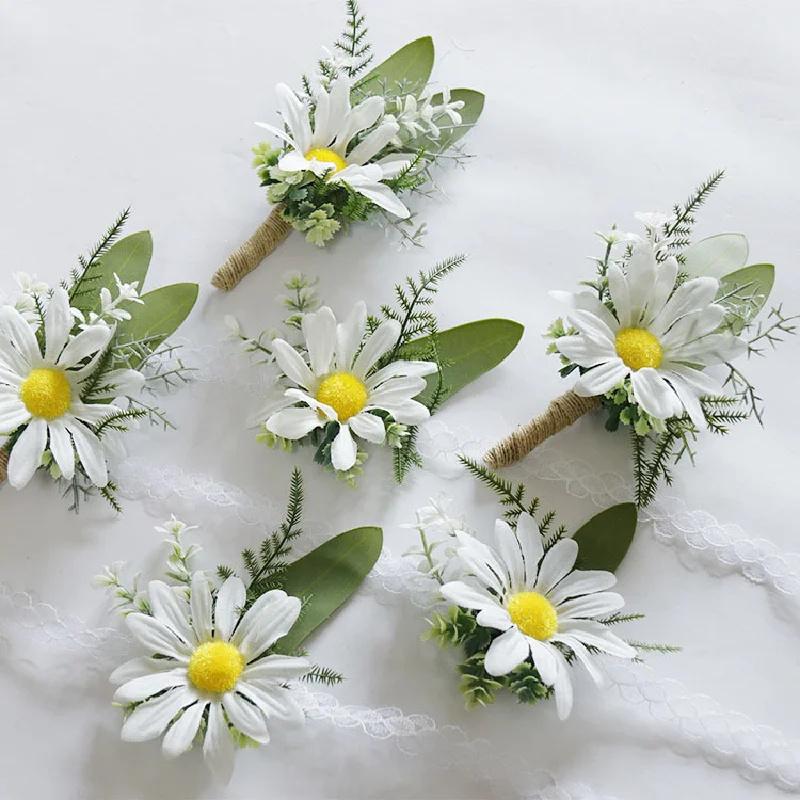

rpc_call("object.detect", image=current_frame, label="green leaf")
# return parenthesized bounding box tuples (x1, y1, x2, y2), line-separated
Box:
(274, 527, 383, 654)
(74, 231, 153, 315)
(717, 263, 775, 334)
(114, 283, 198, 364)
(683, 233, 749, 279)
(401, 319, 524, 406)
(355, 36, 435, 97)
(573, 503, 638, 573)
(412, 89, 485, 153)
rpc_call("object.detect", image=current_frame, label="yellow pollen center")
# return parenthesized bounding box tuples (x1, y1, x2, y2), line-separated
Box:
(615, 328, 663, 371)
(305, 147, 347, 174)
(507, 592, 559, 640)
(316, 372, 368, 421)
(187, 641, 245, 693)
(19, 368, 72, 420)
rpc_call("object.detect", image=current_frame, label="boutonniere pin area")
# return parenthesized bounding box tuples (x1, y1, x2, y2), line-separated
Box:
(228, 258, 522, 485)
(212, 0, 484, 291)
(0, 212, 197, 510)
(404, 459, 677, 715)
(94, 469, 382, 782)
(486, 172, 798, 506)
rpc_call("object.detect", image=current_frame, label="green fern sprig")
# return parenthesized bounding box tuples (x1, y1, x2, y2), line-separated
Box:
(333, 0, 373, 77)
(600, 612, 646, 626)
(302, 665, 345, 686)
(628, 641, 682, 655)
(68, 208, 130, 302)
(663, 170, 725, 257)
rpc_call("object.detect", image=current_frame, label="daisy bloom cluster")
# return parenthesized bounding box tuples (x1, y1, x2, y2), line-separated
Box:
(412, 502, 638, 716)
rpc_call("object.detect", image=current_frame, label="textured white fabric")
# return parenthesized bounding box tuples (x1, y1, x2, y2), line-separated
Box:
(2, 0, 800, 797)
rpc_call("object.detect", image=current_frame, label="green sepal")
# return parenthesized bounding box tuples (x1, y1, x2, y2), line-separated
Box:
(356, 36, 435, 97)
(401, 318, 524, 406)
(573, 502, 638, 573)
(717, 263, 775, 334)
(273, 526, 383, 654)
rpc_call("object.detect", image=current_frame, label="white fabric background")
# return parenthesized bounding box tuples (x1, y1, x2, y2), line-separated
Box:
(2, 0, 800, 798)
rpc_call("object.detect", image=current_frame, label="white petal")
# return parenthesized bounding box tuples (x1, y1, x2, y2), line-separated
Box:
(215, 576, 246, 642)
(558, 591, 625, 620)
(475, 605, 513, 631)
(190, 572, 213, 643)
(367, 376, 428, 407)
(573, 359, 628, 397)
(332, 168, 411, 218)
(271, 339, 315, 390)
(352, 320, 401, 378)
(110, 656, 170, 685)
(670, 332, 747, 366)
(494, 519, 524, 593)
(552, 652, 574, 720)
(284, 388, 337, 420)
(554, 634, 605, 687)
(242, 655, 312, 681)
(607, 264, 632, 328)
(365, 360, 437, 391)
(57, 325, 112, 369)
(254, 121, 298, 150)
(371, 398, 430, 426)
(232, 590, 301, 660)
(376, 154, 412, 178)
(523, 639, 558, 686)
(535, 539, 578, 596)
(643, 257, 680, 326)
(348, 412, 386, 444)
(44, 288, 73, 363)
(88, 368, 145, 400)
(222, 693, 270, 745)
(331, 423, 357, 470)
(63, 419, 108, 486)
(441, 580, 501, 613)
(548, 570, 617, 606)
(662, 370, 707, 427)
(125, 613, 192, 661)
(454, 534, 508, 594)
(0, 398, 31, 434)
(246, 392, 294, 428)
(555, 334, 616, 368)
(660, 305, 726, 352)
(162, 700, 207, 759)
(550, 290, 619, 333)
(625, 244, 657, 326)
(266, 407, 324, 440)
(113, 669, 188, 704)
(333, 95, 384, 153)
(148, 580, 194, 645)
(69, 401, 122, 424)
(275, 82, 312, 154)
(0, 305, 40, 365)
(515, 513, 544, 587)
(662, 362, 723, 426)
(236, 683, 305, 727)
(560, 623, 637, 658)
(302, 306, 337, 376)
(279, 151, 320, 174)
(121, 687, 196, 742)
(629, 368, 681, 420)
(347, 120, 400, 165)
(649, 277, 719, 337)
(0, 334, 31, 378)
(567, 309, 616, 346)
(335, 301, 367, 370)
(312, 75, 350, 148)
(203, 702, 235, 784)
(483, 627, 529, 676)
(7, 417, 47, 489)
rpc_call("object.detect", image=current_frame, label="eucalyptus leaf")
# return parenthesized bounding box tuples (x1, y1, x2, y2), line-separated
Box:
(573, 503, 637, 573)
(683, 233, 749, 279)
(717, 263, 774, 334)
(273, 527, 383, 654)
(356, 36, 435, 97)
(401, 319, 523, 406)
(114, 283, 198, 364)
(74, 231, 153, 315)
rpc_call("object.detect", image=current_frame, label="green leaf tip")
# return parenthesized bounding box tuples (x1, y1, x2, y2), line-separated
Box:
(573, 502, 638, 573)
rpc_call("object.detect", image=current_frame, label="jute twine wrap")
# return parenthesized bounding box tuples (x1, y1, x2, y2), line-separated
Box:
(211, 205, 293, 291)
(0, 446, 8, 485)
(484, 391, 602, 469)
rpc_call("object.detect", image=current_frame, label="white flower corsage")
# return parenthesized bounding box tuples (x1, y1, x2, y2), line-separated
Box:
(232, 262, 522, 485)
(407, 460, 673, 715)
(487, 172, 798, 506)
(95, 470, 382, 781)
(0, 213, 197, 510)
(212, 1, 484, 290)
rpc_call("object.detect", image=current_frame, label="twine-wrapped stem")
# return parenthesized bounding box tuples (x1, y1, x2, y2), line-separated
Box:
(484, 391, 602, 469)
(0, 445, 9, 485)
(211, 205, 293, 291)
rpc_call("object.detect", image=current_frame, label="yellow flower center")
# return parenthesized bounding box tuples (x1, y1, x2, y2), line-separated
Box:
(316, 372, 368, 421)
(19, 368, 72, 420)
(305, 147, 347, 174)
(615, 328, 663, 371)
(187, 641, 245, 693)
(507, 591, 559, 641)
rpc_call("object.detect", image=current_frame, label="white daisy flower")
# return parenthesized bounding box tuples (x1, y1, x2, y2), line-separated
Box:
(553, 242, 747, 425)
(0, 288, 144, 489)
(256, 74, 412, 219)
(254, 302, 437, 472)
(111, 574, 311, 782)
(441, 514, 636, 720)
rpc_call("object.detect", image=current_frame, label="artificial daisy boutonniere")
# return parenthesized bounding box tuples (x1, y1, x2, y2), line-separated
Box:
(94, 469, 383, 782)
(0, 211, 198, 511)
(405, 459, 677, 714)
(486, 172, 799, 507)
(211, 0, 484, 291)
(229, 260, 523, 485)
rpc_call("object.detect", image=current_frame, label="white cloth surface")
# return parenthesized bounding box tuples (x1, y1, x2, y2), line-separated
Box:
(1, 0, 800, 798)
